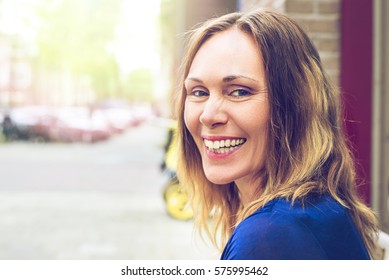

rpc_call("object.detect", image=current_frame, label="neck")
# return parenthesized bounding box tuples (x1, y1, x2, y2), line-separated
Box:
(235, 176, 263, 207)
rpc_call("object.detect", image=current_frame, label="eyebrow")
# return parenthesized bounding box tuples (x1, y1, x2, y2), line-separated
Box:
(185, 75, 259, 84)
(222, 75, 259, 83)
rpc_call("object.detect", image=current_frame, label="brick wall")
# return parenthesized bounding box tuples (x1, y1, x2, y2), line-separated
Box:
(185, 0, 237, 30)
(239, 0, 341, 86)
(285, 0, 340, 85)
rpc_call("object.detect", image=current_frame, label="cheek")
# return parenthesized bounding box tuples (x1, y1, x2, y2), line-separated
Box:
(236, 102, 270, 133)
(243, 107, 270, 152)
(253, 118, 270, 146)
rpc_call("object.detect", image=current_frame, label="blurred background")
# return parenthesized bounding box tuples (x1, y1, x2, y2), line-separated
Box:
(0, 0, 387, 259)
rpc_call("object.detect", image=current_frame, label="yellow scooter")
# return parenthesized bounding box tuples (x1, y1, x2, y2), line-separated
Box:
(161, 121, 193, 220)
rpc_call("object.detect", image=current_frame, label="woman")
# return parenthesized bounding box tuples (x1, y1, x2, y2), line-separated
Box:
(175, 10, 379, 259)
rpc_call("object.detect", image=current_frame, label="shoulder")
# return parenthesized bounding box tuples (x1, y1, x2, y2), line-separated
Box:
(221, 196, 328, 260)
(221, 194, 370, 260)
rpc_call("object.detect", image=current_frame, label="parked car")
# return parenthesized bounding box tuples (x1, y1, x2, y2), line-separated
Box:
(50, 107, 111, 143)
(6, 106, 54, 142)
(1, 100, 152, 143)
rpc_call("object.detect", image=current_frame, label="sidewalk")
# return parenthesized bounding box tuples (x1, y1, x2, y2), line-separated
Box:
(0, 191, 217, 259)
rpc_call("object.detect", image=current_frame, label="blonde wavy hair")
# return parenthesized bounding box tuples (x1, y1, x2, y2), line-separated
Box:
(175, 10, 379, 257)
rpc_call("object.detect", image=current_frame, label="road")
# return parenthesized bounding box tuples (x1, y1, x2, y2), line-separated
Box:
(0, 121, 217, 259)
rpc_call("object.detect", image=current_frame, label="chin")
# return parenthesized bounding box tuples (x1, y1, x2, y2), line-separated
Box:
(205, 174, 234, 185)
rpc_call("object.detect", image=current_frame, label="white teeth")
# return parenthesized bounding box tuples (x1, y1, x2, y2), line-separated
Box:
(204, 138, 246, 153)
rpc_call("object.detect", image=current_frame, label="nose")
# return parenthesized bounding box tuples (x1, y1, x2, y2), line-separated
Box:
(199, 95, 228, 129)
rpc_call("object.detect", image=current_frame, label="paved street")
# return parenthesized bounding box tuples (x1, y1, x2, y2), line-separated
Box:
(0, 121, 217, 260)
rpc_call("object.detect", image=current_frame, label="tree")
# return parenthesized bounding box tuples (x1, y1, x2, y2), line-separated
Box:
(124, 68, 154, 102)
(35, 0, 122, 99)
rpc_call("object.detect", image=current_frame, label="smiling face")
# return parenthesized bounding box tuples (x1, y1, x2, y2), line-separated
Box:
(183, 27, 270, 198)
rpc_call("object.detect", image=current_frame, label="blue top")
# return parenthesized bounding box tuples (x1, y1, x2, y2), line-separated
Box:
(221, 194, 370, 260)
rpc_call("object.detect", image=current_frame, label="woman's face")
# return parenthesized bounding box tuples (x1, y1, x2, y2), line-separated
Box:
(184, 27, 270, 191)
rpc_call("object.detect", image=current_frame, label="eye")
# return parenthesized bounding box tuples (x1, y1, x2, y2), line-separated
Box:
(229, 89, 252, 98)
(191, 89, 209, 97)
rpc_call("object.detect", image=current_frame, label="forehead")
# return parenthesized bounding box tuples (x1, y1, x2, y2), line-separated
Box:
(188, 28, 265, 79)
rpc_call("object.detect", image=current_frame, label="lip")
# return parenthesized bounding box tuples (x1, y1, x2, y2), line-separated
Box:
(202, 135, 246, 141)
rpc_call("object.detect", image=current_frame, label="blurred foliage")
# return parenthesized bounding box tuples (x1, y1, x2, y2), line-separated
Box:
(36, 0, 119, 69)
(124, 68, 154, 102)
(30, 0, 160, 102)
(159, 0, 175, 56)
(159, 0, 180, 104)
(35, 0, 122, 99)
